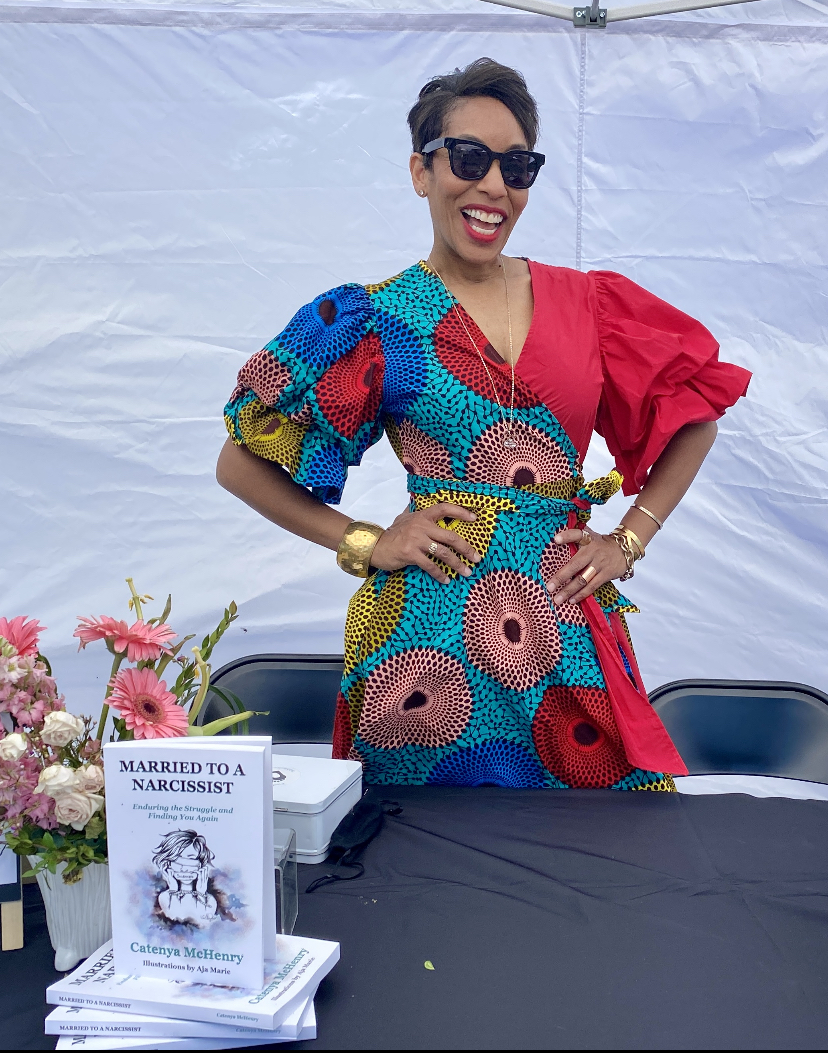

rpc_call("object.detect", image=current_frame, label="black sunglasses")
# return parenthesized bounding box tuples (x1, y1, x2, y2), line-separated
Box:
(422, 137, 545, 190)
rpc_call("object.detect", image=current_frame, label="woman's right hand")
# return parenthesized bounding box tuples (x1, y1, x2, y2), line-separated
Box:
(370, 503, 481, 584)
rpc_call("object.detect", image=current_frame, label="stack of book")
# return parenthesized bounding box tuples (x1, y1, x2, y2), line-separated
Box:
(45, 932, 339, 1050)
(41, 737, 339, 1049)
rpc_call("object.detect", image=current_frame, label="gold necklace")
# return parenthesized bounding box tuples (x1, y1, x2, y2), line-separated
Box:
(427, 258, 518, 450)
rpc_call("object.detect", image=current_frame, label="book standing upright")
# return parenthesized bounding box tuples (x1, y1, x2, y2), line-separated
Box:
(103, 740, 274, 990)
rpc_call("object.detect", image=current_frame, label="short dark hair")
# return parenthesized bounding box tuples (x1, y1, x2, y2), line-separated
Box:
(153, 829, 214, 870)
(407, 58, 539, 166)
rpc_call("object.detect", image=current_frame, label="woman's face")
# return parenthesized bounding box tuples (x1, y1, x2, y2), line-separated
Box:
(170, 844, 202, 879)
(410, 95, 531, 267)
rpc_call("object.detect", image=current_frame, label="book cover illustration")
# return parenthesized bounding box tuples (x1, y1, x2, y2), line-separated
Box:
(145, 736, 276, 950)
(104, 742, 270, 989)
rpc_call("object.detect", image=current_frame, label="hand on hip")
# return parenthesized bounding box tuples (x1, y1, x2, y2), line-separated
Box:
(371, 503, 482, 584)
(545, 528, 628, 606)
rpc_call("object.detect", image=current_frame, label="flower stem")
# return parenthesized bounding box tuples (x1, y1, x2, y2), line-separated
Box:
(125, 577, 143, 620)
(96, 652, 125, 741)
(187, 647, 211, 726)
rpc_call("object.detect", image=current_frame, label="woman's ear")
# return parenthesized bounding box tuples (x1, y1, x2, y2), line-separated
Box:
(410, 152, 428, 198)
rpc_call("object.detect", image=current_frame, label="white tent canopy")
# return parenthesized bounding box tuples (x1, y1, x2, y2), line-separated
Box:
(1, 0, 826, 715)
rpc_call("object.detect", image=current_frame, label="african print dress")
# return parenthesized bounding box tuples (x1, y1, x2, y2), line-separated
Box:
(224, 261, 750, 789)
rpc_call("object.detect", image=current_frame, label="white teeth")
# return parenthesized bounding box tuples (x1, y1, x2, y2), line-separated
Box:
(462, 208, 504, 225)
(470, 223, 496, 235)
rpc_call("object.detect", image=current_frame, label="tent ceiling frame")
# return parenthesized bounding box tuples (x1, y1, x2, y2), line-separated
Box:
(481, 0, 760, 26)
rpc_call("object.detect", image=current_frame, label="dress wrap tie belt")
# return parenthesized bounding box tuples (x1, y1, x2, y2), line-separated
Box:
(408, 474, 688, 778)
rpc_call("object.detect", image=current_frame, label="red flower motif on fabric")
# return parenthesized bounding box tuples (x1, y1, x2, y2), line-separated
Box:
(463, 570, 561, 692)
(332, 692, 353, 759)
(539, 541, 588, 626)
(532, 684, 633, 788)
(432, 311, 538, 407)
(315, 333, 384, 439)
(466, 421, 571, 488)
(236, 348, 292, 407)
(360, 649, 472, 750)
(398, 419, 453, 479)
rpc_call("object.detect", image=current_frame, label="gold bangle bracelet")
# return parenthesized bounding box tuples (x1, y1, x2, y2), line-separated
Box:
(621, 525, 646, 560)
(610, 529, 636, 581)
(336, 521, 385, 578)
(632, 503, 664, 530)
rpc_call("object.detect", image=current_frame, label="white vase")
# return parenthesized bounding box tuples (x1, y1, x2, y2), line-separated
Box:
(29, 858, 111, 971)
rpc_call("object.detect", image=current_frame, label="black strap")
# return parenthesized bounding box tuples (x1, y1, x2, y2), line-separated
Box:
(306, 798, 401, 893)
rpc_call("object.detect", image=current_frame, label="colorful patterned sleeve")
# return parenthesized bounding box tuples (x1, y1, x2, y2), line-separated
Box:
(223, 284, 385, 504)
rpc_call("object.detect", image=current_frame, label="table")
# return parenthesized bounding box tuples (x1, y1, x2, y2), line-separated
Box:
(5, 786, 828, 1050)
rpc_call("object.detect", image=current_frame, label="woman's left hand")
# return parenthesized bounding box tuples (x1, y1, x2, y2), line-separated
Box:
(545, 528, 628, 606)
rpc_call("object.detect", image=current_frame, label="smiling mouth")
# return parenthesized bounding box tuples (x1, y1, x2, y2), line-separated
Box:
(461, 207, 505, 237)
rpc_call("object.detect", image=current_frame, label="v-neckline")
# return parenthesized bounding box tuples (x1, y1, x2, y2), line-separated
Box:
(422, 260, 537, 370)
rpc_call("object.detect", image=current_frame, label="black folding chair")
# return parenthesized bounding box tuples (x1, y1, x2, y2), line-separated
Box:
(197, 653, 344, 748)
(649, 679, 828, 783)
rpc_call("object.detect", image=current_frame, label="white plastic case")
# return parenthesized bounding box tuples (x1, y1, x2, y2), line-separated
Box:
(271, 755, 362, 863)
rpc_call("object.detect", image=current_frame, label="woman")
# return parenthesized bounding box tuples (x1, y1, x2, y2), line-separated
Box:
(218, 59, 750, 790)
(152, 830, 218, 927)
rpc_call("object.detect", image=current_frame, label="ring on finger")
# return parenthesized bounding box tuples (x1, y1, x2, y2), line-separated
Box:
(580, 564, 597, 584)
(428, 541, 439, 556)
(578, 529, 592, 547)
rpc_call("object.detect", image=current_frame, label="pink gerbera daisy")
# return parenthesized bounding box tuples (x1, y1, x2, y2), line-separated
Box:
(108, 667, 188, 739)
(0, 616, 46, 657)
(74, 616, 176, 662)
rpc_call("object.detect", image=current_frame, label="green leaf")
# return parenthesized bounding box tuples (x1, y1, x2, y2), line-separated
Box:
(424, 961, 435, 971)
(189, 711, 263, 737)
(84, 815, 105, 839)
(147, 594, 172, 627)
(206, 686, 250, 717)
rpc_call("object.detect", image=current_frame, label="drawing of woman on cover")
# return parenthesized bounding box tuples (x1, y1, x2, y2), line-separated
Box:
(152, 830, 219, 927)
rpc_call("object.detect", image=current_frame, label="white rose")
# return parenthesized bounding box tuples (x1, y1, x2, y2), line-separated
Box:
(40, 711, 85, 748)
(0, 732, 27, 761)
(36, 764, 79, 798)
(75, 764, 105, 794)
(53, 791, 104, 831)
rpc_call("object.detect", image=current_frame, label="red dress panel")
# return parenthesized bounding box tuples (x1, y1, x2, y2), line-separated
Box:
(516, 262, 752, 493)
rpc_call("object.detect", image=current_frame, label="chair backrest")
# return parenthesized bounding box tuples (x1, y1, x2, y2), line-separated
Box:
(198, 653, 344, 744)
(649, 679, 828, 783)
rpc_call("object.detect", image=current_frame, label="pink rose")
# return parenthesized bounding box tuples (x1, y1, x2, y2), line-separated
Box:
(53, 791, 103, 831)
(75, 765, 104, 794)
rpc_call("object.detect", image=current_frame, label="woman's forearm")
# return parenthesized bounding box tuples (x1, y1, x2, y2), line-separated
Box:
(621, 421, 718, 547)
(216, 439, 352, 551)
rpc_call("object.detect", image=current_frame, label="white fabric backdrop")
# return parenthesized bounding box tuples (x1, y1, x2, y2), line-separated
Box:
(1, 0, 826, 716)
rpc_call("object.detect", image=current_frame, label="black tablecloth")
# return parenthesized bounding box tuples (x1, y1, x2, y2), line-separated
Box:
(6, 787, 828, 1050)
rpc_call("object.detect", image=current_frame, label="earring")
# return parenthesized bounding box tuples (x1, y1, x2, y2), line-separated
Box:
(418, 190, 426, 197)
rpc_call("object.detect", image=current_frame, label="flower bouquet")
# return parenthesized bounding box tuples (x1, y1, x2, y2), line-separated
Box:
(0, 580, 258, 885)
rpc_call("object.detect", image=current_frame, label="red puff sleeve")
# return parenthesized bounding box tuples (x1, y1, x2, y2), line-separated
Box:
(592, 271, 751, 496)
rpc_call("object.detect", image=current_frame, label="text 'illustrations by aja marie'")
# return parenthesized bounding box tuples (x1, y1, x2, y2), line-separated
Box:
(104, 740, 275, 990)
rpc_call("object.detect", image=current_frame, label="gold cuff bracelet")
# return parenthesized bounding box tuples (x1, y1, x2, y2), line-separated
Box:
(336, 521, 385, 578)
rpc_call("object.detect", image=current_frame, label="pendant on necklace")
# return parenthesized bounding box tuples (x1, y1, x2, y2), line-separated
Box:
(503, 436, 518, 450)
